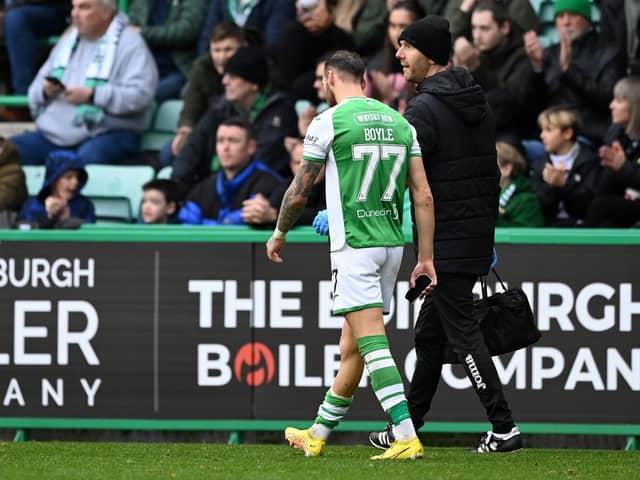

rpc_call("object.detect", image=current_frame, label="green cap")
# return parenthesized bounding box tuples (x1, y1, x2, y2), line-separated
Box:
(553, 0, 592, 21)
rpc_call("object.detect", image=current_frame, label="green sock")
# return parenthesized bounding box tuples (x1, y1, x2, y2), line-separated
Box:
(357, 334, 412, 426)
(313, 388, 352, 429)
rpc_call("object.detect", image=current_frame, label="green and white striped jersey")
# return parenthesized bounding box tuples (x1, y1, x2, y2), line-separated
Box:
(303, 96, 421, 251)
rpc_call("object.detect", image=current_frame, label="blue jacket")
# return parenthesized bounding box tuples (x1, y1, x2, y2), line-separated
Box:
(179, 159, 282, 225)
(19, 150, 95, 224)
(197, 0, 295, 55)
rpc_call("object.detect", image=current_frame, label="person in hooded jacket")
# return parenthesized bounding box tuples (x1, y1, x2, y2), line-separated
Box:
(19, 150, 95, 228)
(496, 141, 544, 227)
(369, 15, 522, 454)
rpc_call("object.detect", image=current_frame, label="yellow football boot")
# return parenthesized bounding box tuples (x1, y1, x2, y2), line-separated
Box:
(370, 436, 424, 460)
(284, 427, 326, 457)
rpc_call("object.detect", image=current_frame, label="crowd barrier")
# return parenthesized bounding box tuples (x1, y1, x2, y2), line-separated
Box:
(0, 226, 638, 449)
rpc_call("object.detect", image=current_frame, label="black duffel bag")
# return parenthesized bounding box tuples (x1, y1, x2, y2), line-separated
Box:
(442, 269, 541, 364)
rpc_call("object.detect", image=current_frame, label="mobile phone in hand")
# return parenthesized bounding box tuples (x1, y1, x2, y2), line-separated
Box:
(45, 76, 65, 89)
(405, 274, 432, 302)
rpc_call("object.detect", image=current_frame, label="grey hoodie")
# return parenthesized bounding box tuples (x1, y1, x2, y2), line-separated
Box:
(28, 13, 159, 147)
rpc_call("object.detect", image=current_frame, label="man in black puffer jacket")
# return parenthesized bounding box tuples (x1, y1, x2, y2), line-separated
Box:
(370, 15, 522, 454)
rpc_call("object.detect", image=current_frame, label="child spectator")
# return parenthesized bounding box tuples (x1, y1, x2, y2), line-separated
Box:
(496, 141, 543, 227)
(532, 106, 601, 226)
(159, 22, 248, 167)
(140, 179, 180, 224)
(19, 150, 95, 228)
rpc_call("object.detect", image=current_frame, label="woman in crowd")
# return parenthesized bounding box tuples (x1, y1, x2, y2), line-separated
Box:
(585, 76, 640, 227)
(364, 0, 424, 112)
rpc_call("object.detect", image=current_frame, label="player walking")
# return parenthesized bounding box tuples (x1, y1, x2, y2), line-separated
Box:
(266, 50, 437, 460)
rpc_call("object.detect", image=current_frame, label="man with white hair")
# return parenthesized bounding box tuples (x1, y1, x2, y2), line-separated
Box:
(10, 0, 158, 166)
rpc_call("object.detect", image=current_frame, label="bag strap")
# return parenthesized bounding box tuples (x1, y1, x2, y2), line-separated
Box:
(480, 276, 488, 300)
(491, 268, 508, 292)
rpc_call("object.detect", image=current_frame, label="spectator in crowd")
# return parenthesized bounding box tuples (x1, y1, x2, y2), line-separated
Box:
(585, 76, 640, 227)
(276, 0, 355, 101)
(452, 0, 534, 140)
(0, 137, 28, 212)
(295, 56, 329, 145)
(523, 0, 623, 146)
(240, 136, 326, 226)
(626, 0, 640, 74)
(595, 0, 627, 75)
(365, 1, 424, 111)
(532, 106, 601, 226)
(178, 117, 283, 225)
(447, 0, 537, 40)
(171, 46, 297, 198)
(10, 0, 158, 167)
(353, 0, 449, 59)
(19, 149, 95, 227)
(159, 21, 248, 166)
(140, 178, 180, 224)
(496, 141, 544, 227)
(128, 0, 208, 102)
(2, 0, 69, 95)
(332, 0, 392, 56)
(197, 0, 294, 56)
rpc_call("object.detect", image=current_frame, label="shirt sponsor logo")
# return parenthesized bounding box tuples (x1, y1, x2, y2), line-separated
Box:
(353, 111, 395, 125)
(356, 204, 399, 220)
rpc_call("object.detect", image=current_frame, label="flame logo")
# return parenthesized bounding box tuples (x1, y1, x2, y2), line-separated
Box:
(233, 342, 275, 386)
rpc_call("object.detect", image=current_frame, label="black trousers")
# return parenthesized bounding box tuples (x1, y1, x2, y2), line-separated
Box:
(407, 272, 515, 434)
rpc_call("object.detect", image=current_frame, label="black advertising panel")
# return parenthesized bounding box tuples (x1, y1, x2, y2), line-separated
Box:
(0, 242, 253, 419)
(0, 240, 638, 425)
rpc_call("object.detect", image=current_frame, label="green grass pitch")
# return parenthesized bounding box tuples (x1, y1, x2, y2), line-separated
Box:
(0, 442, 639, 480)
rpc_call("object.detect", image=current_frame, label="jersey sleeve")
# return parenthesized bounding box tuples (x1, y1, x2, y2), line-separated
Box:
(302, 110, 334, 163)
(409, 124, 422, 158)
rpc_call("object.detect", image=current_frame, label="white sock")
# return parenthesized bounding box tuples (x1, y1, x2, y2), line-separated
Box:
(492, 426, 519, 440)
(392, 418, 416, 442)
(310, 423, 332, 440)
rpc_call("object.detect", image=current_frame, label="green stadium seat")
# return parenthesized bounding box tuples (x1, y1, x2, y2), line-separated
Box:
(154, 99, 183, 131)
(22, 165, 46, 196)
(156, 165, 173, 179)
(83, 164, 155, 222)
(140, 99, 183, 152)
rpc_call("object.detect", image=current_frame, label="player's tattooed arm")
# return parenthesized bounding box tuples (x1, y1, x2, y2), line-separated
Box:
(276, 160, 324, 233)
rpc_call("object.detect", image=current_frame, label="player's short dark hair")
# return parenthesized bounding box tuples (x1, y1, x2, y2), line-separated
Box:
(324, 50, 366, 83)
(143, 179, 179, 204)
(218, 116, 255, 139)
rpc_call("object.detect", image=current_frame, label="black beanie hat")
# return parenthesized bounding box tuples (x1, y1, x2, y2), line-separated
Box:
(224, 46, 269, 87)
(398, 15, 451, 66)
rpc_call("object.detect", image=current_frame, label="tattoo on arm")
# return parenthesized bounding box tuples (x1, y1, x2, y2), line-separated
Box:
(277, 161, 324, 232)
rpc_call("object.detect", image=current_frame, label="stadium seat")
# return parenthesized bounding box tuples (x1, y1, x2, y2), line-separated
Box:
(83, 164, 155, 222)
(22, 165, 46, 196)
(156, 165, 173, 179)
(141, 99, 183, 152)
